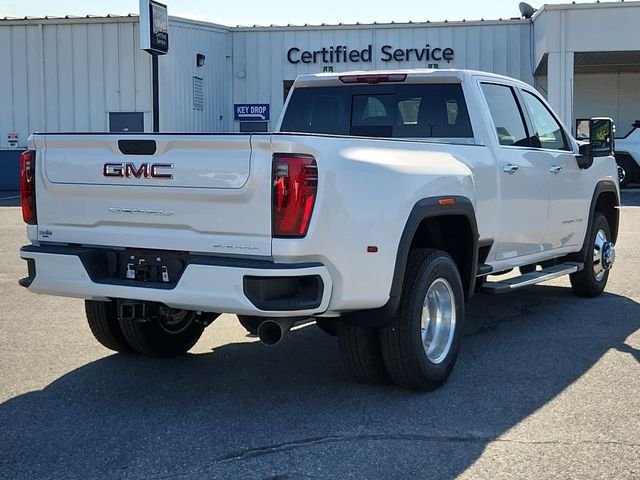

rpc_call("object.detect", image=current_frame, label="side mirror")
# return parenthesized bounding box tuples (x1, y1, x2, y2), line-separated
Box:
(577, 117, 615, 169)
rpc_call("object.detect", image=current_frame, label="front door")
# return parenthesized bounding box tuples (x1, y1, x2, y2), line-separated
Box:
(518, 89, 587, 250)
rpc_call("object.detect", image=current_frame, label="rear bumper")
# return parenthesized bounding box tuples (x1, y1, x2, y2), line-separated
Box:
(19, 245, 332, 317)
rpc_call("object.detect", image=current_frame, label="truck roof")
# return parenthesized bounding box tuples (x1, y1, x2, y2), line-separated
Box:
(293, 69, 531, 89)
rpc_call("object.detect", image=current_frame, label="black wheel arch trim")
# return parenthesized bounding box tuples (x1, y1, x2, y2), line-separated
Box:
(568, 180, 619, 264)
(343, 195, 479, 328)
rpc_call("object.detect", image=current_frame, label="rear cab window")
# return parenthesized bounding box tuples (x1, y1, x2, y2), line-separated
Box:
(280, 83, 474, 142)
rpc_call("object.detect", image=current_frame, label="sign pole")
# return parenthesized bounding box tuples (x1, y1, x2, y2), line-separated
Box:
(139, 0, 168, 133)
(152, 54, 159, 132)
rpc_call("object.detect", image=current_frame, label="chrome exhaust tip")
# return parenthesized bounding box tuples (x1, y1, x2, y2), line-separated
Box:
(257, 320, 285, 346)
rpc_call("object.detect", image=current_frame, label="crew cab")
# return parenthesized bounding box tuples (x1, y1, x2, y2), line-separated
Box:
(19, 70, 619, 391)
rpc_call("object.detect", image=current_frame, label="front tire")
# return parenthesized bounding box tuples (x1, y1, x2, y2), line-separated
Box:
(85, 300, 133, 353)
(119, 306, 214, 357)
(380, 249, 465, 391)
(616, 154, 636, 188)
(570, 212, 613, 297)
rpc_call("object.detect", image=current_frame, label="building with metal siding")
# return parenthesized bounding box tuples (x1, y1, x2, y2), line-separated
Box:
(158, 17, 231, 133)
(0, 16, 151, 148)
(230, 20, 534, 127)
(1, 1, 640, 190)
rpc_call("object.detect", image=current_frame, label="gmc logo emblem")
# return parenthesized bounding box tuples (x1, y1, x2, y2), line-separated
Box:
(103, 163, 174, 179)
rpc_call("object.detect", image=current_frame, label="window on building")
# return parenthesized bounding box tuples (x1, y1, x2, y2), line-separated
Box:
(239, 122, 268, 132)
(521, 90, 570, 151)
(481, 83, 529, 146)
(193, 76, 204, 111)
(109, 112, 144, 132)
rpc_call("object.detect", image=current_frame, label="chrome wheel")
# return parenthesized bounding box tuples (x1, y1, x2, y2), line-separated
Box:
(421, 278, 456, 364)
(618, 165, 626, 184)
(593, 229, 608, 281)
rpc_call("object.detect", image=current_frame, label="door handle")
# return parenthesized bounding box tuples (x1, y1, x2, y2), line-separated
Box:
(550, 165, 564, 174)
(503, 164, 519, 174)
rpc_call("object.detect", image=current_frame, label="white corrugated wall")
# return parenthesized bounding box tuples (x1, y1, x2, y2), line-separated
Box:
(159, 18, 232, 132)
(231, 20, 534, 129)
(574, 73, 640, 136)
(0, 17, 152, 149)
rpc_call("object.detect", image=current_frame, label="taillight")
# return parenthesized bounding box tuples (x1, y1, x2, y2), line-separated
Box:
(20, 150, 37, 225)
(272, 154, 318, 238)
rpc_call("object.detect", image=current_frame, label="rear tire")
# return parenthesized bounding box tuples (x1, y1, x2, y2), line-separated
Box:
(85, 300, 133, 353)
(119, 306, 213, 357)
(380, 249, 465, 391)
(337, 322, 389, 385)
(570, 212, 612, 297)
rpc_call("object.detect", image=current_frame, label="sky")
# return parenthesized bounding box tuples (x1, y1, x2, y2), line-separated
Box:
(0, 0, 603, 26)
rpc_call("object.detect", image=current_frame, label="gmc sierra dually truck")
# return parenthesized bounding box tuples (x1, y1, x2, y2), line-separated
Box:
(19, 70, 619, 391)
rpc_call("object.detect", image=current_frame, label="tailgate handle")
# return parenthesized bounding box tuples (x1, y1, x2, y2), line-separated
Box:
(118, 140, 157, 156)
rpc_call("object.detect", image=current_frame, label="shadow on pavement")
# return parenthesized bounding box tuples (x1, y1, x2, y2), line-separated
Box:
(0, 191, 20, 207)
(1, 285, 638, 479)
(621, 189, 640, 207)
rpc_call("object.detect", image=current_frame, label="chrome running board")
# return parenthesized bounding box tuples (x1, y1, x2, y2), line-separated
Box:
(479, 262, 584, 294)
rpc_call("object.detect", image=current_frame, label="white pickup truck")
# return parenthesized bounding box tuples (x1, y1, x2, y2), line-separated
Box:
(614, 121, 640, 188)
(19, 69, 619, 391)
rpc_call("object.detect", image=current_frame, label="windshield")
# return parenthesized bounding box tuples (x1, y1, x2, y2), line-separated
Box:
(280, 83, 473, 141)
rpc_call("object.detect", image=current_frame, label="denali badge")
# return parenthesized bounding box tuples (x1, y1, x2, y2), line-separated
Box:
(108, 207, 175, 216)
(103, 162, 174, 179)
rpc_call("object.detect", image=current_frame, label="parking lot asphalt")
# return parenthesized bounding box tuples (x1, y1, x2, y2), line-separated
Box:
(0, 192, 639, 480)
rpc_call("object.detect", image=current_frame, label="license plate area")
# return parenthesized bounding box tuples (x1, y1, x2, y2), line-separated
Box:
(118, 251, 185, 285)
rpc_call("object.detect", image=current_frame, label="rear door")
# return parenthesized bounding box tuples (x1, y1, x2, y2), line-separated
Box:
(480, 82, 552, 261)
(36, 134, 274, 256)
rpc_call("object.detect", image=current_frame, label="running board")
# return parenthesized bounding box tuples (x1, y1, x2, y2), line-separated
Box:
(479, 262, 583, 294)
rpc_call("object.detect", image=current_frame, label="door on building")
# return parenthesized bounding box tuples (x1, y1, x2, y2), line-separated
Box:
(480, 82, 553, 261)
(109, 112, 144, 132)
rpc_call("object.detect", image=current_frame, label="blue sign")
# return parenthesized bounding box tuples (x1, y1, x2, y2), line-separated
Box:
(234, 104, 270, 122)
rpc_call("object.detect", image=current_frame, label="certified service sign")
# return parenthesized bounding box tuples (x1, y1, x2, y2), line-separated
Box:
(139, 0, 168, 55)
(234, 104, 270, 122)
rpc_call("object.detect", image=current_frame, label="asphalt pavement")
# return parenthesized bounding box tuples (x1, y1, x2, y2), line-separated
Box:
(0, 192, 638, 479)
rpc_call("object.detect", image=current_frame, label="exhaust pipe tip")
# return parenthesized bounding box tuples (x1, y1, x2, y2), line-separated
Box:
(257, 320, 284, 346)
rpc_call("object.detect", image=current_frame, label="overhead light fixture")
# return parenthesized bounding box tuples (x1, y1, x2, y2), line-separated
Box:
(196, 53, 205, 67)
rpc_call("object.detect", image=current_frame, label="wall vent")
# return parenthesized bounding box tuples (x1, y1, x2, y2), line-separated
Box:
(193, 76, 204, 110)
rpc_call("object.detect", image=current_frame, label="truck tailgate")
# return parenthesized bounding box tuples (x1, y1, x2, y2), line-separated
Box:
(33, 134, 273, 256)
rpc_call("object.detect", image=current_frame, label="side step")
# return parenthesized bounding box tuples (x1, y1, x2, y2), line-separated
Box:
(479, 262, 583, 294)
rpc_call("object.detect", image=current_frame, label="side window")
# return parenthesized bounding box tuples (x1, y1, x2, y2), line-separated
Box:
(480, 83, 529, 147)
(521, 91, 570, 151)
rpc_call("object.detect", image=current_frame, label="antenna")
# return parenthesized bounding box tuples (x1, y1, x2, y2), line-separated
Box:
(519, 2, 536, 19)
